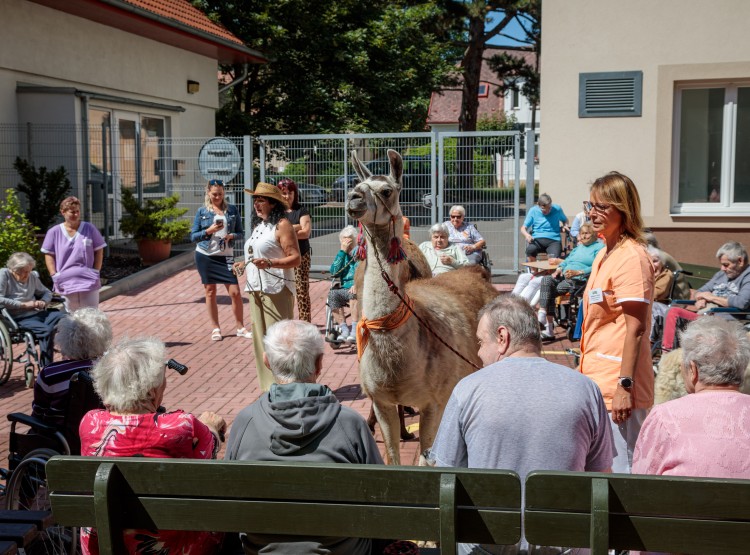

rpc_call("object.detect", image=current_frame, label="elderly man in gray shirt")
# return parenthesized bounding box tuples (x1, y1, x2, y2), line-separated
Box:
(430, 294, 613, 555)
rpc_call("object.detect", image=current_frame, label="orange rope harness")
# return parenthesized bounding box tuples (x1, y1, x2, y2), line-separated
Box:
(356, 294, 414, 361)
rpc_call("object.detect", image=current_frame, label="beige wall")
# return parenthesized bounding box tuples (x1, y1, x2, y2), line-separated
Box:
(0, 0, 218, 135)
(541, 0, 750, 264)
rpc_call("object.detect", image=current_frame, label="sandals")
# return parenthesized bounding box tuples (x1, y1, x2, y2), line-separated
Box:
(211, 328, 222, 341)
(236, 328, 253, 339)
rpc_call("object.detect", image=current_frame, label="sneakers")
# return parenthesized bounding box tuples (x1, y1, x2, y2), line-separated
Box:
(541, 330, 556, 341)
(236, 327, 253, 339)
(345, 334, 356, 344)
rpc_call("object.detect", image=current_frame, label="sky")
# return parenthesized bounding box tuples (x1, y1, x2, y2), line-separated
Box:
(485, 12, 532, 47)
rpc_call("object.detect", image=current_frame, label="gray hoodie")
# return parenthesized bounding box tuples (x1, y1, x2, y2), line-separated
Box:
(225, 383, 383, 554)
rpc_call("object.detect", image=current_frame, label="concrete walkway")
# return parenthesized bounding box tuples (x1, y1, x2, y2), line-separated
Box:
(0, 264, 580, 467)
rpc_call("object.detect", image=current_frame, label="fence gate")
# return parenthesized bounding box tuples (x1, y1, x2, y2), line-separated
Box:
(258, 131, 524, 275)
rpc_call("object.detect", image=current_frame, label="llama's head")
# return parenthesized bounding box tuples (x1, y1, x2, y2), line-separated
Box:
(346, 149, 403, 227)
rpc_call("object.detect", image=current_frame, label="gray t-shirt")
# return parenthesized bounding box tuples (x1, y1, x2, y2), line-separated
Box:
(431, 356, 613, 555)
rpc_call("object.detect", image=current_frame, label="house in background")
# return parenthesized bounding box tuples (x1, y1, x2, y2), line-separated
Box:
(0, 0, 265, 235)
(427, 47, 539, 183)
(427, 47, 539, 134)
(541, 0, 750, 266)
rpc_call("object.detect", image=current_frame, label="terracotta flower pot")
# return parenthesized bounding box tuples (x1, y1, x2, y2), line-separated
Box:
(137, 239, 171, 266)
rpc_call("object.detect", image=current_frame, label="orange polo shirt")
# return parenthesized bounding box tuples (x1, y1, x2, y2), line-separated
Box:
(580, 238, 654, 411)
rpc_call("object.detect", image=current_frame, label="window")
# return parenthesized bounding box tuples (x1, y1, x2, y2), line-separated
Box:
(511, 88, 520, 110)
(673, 84, 750, 214)
(478, 83, 489, 97)
(579, 71, 643, 117)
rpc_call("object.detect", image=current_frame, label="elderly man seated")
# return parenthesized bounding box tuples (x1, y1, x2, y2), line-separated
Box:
(661, 241, 750, 352)
(420, 223, 469, 276)
(225, 319, 383, 555)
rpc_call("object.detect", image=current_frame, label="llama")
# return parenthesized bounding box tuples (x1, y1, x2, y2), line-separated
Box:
(347, 149, 498, 464)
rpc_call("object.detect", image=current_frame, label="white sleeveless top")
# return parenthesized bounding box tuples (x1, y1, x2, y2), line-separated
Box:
(243, 221, 295, 295)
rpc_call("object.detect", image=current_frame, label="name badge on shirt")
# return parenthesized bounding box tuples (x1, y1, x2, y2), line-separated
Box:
(588, 288, 604, 304)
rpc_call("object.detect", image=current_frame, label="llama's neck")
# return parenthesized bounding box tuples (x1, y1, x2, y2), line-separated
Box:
(360, 222, 407, 321)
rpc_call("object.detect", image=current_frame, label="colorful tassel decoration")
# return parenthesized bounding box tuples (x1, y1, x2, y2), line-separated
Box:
(355, 224, 367, 260)
(386, 236, 406, 264)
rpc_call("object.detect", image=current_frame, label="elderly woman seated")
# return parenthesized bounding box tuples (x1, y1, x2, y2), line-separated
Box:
(633, 317, 750, 479)
(537, 223, 603, 339)
(32, 308, 112, 428)
(648, 245, 675, 339)
(445, 205, 485, 264)
(79, 336, 226, 555)
(420, 223, 470, 276)
(328, 225, 359, 344)
(0, 252, 65, 367)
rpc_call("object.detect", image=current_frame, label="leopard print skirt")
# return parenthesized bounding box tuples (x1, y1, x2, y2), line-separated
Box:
(294, 250, 312, 322)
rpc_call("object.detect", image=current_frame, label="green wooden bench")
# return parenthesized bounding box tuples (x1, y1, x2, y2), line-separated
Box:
(525, 471, 750, 555)
(46, 456, 522, 555)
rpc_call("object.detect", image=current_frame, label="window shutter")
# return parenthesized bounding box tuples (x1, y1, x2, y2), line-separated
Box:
(579, 71, 643, 117)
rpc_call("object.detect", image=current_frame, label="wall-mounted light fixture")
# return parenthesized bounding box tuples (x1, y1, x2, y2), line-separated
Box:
(187, 80, 200, 94)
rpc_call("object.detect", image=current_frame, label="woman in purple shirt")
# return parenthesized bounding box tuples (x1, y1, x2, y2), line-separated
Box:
(42, 196, 106, 312)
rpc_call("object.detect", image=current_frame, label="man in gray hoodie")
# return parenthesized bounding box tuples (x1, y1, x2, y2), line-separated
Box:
(225, 319, 383, 554)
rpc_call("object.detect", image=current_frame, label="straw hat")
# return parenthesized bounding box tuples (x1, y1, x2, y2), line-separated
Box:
(244, 182, 289, 209)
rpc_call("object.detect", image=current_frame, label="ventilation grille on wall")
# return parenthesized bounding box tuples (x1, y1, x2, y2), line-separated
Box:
(579, 71, 643, 117)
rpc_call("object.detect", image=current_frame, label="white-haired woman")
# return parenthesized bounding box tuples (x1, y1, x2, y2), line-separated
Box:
(32, 308, 112, 428)
(328, 225, 360, 343)
(79, 336, 226, 555)
(633, 317, 750, 479)
(419, 223, 469, 276)
(0, 252, 65, 367)
(445, 205, 485, 264)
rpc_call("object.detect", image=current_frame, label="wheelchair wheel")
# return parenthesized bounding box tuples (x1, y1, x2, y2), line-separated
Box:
(0, 320, 12, 385)
(5, 448, 78, 555)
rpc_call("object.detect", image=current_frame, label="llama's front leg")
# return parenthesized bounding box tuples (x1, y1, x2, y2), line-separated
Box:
(417, 403, 441, 466)
(372, 400, 401, 465)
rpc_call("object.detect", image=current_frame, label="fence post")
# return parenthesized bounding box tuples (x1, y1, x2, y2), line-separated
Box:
(525, 128, 536, 209)
(243, 135, 253, 242)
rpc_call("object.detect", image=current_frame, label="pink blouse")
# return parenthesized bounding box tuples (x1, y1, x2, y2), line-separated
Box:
(632, 390, 750, 478)
(79, 409, 222, 555)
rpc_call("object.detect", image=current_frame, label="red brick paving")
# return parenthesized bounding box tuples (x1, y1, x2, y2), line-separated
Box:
(1, 269, 580, 468)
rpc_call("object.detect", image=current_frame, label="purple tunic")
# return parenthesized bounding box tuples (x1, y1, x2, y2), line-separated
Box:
(42, 222, 106, 295)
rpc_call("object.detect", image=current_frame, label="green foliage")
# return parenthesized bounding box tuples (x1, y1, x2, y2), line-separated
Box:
(14, 157, 71, 232)
(0, 189, 45, 278)
(119, 189, 191, 243)
(196, 0, 461, 135)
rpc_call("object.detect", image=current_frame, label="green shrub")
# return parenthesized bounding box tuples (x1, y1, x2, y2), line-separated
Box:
(14, 157, 71, 232)
(0, 189, 48, 282)
(119, 188, 191, 243)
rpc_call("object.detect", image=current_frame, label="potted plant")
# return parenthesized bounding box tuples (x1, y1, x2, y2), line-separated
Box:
(14, 157, 71, 236)
(119, 188, 191, 266)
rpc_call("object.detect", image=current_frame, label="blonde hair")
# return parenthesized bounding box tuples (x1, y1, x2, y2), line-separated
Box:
(590, 172, 645, 244)
(204, 182, 228, 212)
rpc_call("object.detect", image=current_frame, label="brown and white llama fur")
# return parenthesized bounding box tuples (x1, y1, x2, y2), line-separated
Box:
(347, 149, 498, 464)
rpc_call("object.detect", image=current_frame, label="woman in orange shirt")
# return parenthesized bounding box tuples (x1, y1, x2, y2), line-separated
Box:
(580, 172, 654, 473)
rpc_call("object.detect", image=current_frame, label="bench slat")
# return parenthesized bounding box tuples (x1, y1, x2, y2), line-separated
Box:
(0, 540, 17, 555)
(0, 511, 53, 530)
(47, 457, 520, 506)
(525, 512, 750, 553)
(0, 523, 38, 546)
(50, 495, 521, 543)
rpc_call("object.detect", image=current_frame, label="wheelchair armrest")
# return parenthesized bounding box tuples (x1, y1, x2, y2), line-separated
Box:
(7, 412, 59, 435)
(1, 308, 20, 331)
(671, 299, 696, 306)
(707, 307, 740, 313)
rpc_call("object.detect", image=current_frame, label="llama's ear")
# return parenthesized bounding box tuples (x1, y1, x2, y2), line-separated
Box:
(387, 149, 403, 187)
(351, 151, 372, 182)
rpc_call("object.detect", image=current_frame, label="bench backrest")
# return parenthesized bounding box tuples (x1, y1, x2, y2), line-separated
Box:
(525, 471, 750, 555)
(46, 456, 521, 555)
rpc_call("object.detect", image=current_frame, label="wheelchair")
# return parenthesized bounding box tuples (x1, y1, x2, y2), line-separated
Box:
(552, 276, 588, 341)
(324, 277, 356, 350)
(0, 297, 65, 388)
(3, 370, 102, 554)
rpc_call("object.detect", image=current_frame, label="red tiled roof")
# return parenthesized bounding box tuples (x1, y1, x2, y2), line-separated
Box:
(427, 48, 536, 125)
(29, 0, 266, 64)
(121, 0, 244, 46)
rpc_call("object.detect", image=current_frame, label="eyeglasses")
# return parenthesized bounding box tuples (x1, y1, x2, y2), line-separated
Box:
(450, 215, 463, 219)
(583, 201, 611, 213)
(209, 179, 225, 186)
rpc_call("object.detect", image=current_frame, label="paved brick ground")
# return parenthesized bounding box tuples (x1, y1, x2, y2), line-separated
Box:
(0, 268, 580, 468)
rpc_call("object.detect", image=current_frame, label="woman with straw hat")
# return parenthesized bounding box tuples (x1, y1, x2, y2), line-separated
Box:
(233, 182, 300, 391)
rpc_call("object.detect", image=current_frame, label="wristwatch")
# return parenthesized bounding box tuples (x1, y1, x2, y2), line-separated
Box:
(617, 376, 634, 389)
